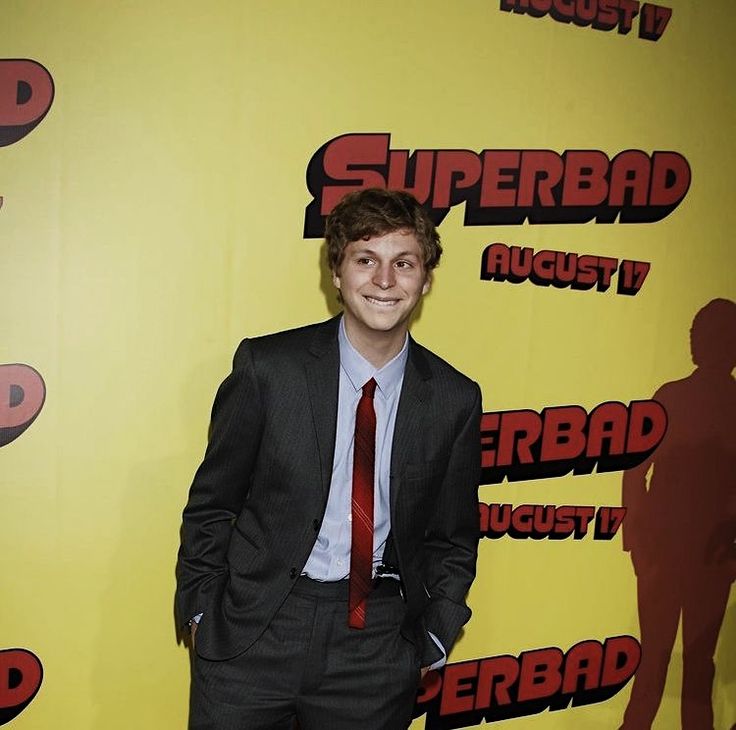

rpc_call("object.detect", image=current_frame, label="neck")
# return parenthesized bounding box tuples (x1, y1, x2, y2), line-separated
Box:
(342, 318, 407, 369)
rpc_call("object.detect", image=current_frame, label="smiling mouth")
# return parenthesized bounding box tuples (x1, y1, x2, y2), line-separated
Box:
(364, 296, 400, 307)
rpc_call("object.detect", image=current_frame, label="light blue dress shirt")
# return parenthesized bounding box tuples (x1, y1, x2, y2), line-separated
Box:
(301, 317, 446, 670)
(302, 316, 407, 579)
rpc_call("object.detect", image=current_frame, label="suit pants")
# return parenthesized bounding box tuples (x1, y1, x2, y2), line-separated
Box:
(189, 577, 422, 730)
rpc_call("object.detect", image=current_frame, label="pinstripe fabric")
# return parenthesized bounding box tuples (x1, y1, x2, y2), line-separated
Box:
(190, 578, 420, 730)
(348, 378, 377, 629)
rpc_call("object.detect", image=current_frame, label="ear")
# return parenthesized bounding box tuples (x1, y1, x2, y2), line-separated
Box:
(332, 269, 341, 289)
(421, 273, 432, 296)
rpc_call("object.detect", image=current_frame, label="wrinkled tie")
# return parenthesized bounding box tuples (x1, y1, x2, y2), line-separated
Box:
(348, 377, 377, 629)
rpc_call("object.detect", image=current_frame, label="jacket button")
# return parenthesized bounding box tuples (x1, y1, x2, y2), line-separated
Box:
(312, 519, 320, 531)
(290, 568, 297, 579)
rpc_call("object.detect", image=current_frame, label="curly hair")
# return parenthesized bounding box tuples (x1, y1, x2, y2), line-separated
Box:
(325, 188, 442, 272)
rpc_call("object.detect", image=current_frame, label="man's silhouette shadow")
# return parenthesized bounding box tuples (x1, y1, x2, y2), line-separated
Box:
(620, 298, 736, 730)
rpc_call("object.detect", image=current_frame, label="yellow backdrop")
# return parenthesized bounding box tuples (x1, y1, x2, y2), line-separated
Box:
(1, 1, 734, 728)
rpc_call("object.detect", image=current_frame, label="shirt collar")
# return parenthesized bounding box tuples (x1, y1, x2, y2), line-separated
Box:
(338, 316, 408, 398)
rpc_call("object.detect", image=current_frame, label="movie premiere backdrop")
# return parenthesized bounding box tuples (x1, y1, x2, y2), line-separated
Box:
(1, 1, 734, 728)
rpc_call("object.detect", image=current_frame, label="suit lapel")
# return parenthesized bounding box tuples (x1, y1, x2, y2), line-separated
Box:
(390, 338, 432, 510)
(304, 317, 341, 499)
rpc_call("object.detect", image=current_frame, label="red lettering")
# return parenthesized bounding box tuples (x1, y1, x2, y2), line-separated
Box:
(417, 670, 443, 704)
(321, 133, 388, 214)
(609, 150, 651, 207)
(517, 648, 563, 702)
(432, 150, 482, 208)
(478, 502, 490, 532)
(529, 0, 553, 14)
(573, 0, 598, 25)
(600, 636, 641, 686)
(481, 242, 510, 280)
(597, 256, 619, 289)
(576, 255, 602, 288)
(649, 151, 690, 207)
(594, 0, 622, 30)
(509, 246, 533, 280)
(0, 364, 46, 430)
(552, 0, 576, 21)
(480, 150, 520, 207)
(416, 635, 642, 727)
(0, 649, 42, 712)
(0, 59, 54, 147)
(617, 259, 650, 295)
(618, 0, 641, 33)
(639, 3, 671, 41)
(304, 134, 691, 237)
(496, 410, 542, 466)
(562, 640, 603, 693)
(488, 503, 512, 534)
(517, 150, 563, 206)
(386, 149, 434, 202)
(440, 661, 478, 715)
(587, 402, 628, 457)
(475, 656, 519, 709)
(561, 151, 609, 207)
(594, 505, 627, 538)
(626, 399, 667, 454)
(556, 505, 595, 537)
(481, 400, 667, 484)
(531, 250, 556, 283)
(554, 505, 579, 535)
(511, 504, 535, 533)
(540, 406, 587, 461)
(480, 503, 598, 540)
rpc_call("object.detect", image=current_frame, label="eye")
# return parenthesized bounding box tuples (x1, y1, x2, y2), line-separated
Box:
(395, 260, 413, 269)
(356, 257, 374, 266)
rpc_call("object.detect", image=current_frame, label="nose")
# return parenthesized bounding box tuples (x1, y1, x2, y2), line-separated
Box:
(373, 262, 395, 290)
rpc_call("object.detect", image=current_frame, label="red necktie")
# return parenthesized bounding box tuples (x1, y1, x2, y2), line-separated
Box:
(348, 377, 377, 629)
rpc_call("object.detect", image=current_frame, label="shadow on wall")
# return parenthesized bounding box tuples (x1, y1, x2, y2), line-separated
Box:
(620, 298, 736, 730)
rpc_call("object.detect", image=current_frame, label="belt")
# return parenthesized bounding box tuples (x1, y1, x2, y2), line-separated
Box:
(293, 575, 401, 600)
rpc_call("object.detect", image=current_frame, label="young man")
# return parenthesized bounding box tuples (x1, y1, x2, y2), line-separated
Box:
(176, 188, 482, 729)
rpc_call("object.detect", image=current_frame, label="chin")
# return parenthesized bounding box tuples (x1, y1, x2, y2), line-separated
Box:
(362, 317, 401, 333)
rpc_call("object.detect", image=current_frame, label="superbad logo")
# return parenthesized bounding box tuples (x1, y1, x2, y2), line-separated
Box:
(303, 134, 690, 237)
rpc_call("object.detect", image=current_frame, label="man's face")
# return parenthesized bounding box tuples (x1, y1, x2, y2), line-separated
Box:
(332, 230, 430, 343)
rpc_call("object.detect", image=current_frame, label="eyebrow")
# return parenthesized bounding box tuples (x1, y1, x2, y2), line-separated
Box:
(352, 248, 421, 259)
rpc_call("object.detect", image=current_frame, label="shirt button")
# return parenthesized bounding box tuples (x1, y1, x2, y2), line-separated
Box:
(336, 559, 344, 567)
(290, 568, 297, 579)
(347, 514, 352, 522)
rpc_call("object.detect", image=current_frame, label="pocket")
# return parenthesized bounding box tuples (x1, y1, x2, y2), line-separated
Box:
(227, 528, 260, 575)
(398, 631, 422, 683)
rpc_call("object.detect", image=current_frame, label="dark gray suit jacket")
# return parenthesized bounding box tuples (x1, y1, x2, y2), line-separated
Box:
(176, 316, 481, 663)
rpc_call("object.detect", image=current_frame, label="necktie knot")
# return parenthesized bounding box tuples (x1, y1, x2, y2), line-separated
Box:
(362, 378, 377, 399)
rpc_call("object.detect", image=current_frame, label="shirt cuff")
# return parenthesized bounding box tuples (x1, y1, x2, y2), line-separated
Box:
(427, 630, 447, 670)
(189, 613, 203, 626)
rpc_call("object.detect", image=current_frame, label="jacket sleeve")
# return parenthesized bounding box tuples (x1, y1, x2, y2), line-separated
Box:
(175, 339, 265, 629)
(421, 383, 482, 657)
